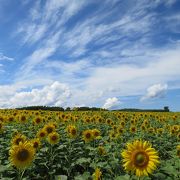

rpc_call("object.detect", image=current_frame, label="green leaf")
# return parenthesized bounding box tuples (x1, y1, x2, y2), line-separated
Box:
(76, 158, 91, 165)
(74, 172, 91, 180)
(115, 174, 130, 180)
(55, 175, 68, 180)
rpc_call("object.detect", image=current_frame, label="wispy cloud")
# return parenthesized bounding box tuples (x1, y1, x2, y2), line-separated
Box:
(0, 0, 180, 109)
(0, 53, 14, 61)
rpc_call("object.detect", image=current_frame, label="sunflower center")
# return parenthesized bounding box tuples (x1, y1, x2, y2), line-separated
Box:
(94, 132, 99, 136)
(21, 116, 26, 121)
(71, 129, 76, 135)
(40, 132, 45, 137)
(51, 135, 57, 141)
(46, 127, 53, 134)
(134, 151, 149, 167)
(33, 142, 39, 148)
(36, 118, 41, 123)
(17, 149, 29, 161)
(86, 133, 91, 138)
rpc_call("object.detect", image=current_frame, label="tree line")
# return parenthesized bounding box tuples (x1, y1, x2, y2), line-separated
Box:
(16, 106, 170, 112)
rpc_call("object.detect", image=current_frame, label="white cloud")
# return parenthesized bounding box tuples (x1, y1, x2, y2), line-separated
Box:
(1, 0, 180, 109)
(11, 45, 180, 108)
(17, 0, 87, 45)
(0, 53, 14, 61)
(0, 81, 71, 108)
(164, 0, 177, 6)
(102, 97, 120, 109)
(140, 84, 168, 101)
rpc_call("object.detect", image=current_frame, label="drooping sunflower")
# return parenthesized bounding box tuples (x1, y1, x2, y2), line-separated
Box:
(121, 139, 160, 177)
(82, 129, 93, 143)
(92, 168, 102, 180)
(47, 131, 60, 145)
(11, 133, 27, 146)
(9, 141, 35, 169)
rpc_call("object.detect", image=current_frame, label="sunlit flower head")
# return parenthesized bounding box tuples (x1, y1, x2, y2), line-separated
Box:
(121, 140, 160, 177)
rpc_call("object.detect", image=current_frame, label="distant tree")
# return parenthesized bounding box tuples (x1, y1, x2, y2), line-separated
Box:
(66, 107, 71, 111)
(164, 106, 170, 112)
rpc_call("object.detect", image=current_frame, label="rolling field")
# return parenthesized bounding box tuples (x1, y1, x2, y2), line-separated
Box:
(0, 110, 179, 180)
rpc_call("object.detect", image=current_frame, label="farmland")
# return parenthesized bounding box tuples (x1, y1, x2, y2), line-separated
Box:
(0, 110, 179, 180)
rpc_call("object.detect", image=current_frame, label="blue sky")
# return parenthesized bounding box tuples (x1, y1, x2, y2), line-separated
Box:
(0, 0, 180, 111)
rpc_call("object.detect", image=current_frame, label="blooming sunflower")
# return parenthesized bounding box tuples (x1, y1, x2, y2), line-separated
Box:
(19, 115, 27, 123)
(43, 123, 56, 134)
(30, 138, 41, 150)
(37, 129, 47, 139)
(130, 126, 136, 133)
(121, 140, 160, 177)
(69, 126, 77, 138)
(33, 117, 42, 125)
(47, 131, 60, 145)
(11, 133, 27, 146)
(9, 141, 35, 169)
(82, 129, 93, 143)
(92, 129, 100, 139)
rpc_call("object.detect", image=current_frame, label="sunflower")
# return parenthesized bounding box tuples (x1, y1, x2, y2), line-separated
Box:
(92, 168, 102, 180)
(0, 122, 4, 133)
(117, 127, 124, 134)
(109, 131, 119, 140)
(47, 132, 60, 145)
(43, 123, 56, 134)
(130, 126, 136, 133)
(92, 129, 100, 139)
(82, 129, 93, 143)
(19, 115, 27, 123)
(106, 118, 112, 125)
(33, 117, 42, 125)
(11, 133, 27, 146)
(177, 132, 180, 141)
(37, 129, 47, 139)
(120, 121, 125, 127)
(9, 141, 35, 169)
(141, 124, 146, 131)
(98, 146, 106, 156)
(121, 140, 160, 177)
(30, 138, 41, 150)
(69, 126, 77, 138)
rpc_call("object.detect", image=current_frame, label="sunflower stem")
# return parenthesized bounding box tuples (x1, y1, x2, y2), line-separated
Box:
(17, 169, 25, 180)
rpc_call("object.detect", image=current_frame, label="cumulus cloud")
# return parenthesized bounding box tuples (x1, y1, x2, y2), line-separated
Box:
(140, 83, 168, 101)
(102, 97, 120, 109)
(0, 81, 71, 108)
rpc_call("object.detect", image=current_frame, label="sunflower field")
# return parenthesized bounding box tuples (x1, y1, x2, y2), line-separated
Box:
(0, 109, 179, 180)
